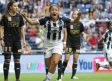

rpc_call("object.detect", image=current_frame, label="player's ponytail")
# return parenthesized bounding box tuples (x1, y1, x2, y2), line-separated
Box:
(4, 1, 16, 19)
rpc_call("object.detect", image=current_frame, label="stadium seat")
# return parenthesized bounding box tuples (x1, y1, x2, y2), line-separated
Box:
(85, 4, 92, 9)
(77, 4, 85, 9)
(63, 8, 69, 15)
(105, 13, 109, 18)
(81, 9, 88, 14)
(53, 0, 60, 4)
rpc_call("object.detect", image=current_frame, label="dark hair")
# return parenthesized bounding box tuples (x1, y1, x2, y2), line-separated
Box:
(4, 1, 16, 19)
(108, 21, 112, 29)
(49, 4, 59, 11)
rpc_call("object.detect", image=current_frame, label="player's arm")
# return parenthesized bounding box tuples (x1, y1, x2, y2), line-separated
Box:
(100, 35, 105, 43)
(20, 26, 26, 47)
(0, 16, 5, 47)
(20, 16, 26, 47)
(21, 12, 39, 25)
(63, 28, 67, 50)
(81, 32, 86, 41)
(70, 9, 82, 24)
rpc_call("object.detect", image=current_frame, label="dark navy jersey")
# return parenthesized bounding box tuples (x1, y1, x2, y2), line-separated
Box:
(65, 21, 84, 47)
(37, 15, 70, 43)
(0, 13, 24, 42)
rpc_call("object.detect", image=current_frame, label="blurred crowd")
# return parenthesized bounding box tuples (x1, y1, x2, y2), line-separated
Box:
(0, 0, 112, 54)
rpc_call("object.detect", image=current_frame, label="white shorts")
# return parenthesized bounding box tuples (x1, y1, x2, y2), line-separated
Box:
(104, 49, 112, 62)
(43, 43, 63, 58)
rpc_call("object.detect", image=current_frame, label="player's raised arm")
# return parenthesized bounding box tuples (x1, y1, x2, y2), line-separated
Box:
(21, 12, 39, 25)
(70, 9, 82, 24)
(100, 35, 105, 43)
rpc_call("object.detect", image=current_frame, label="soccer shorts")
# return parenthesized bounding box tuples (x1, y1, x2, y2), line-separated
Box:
(65, 46, 80, 54)
(43, 43, 63, 58)
(104, 49, 112, 62)
(3, 41, 22, 59)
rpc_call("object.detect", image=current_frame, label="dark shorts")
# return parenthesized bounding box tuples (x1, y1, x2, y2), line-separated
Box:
(2, 41, 22, 59)
(65, 46, 80, 54)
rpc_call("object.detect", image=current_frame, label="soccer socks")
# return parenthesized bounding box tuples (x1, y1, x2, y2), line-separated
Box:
(100, 64, 112, 69)
(44, 72, 54, 81)
(62, 60, 68, 74)
(71, 62, 77, 78)
(46, 67, 49, 75)
(3, 62, 10, 80)
(58, 60, 62, 79)
(14, 62, 21, 80)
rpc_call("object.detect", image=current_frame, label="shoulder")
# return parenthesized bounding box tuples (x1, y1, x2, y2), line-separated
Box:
(78, 21, 83, 25)
(16, 13, 23, 18)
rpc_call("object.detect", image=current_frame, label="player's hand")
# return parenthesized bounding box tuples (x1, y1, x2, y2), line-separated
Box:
(102, 35, 105, 39)
(1, 40, 5, 47)
(78, 8, 82, 16)
(21, 12, 26, 18)
(23, 41, 26, 48)
(63, 44, 66, 50)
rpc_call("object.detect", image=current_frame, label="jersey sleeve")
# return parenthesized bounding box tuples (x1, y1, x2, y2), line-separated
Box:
(37, 17, 48, 25)
(62, 16, 70, 23)
(0, 15, 5, 26)
(80, 22, 84, 33)
(20, 15, 24, 27)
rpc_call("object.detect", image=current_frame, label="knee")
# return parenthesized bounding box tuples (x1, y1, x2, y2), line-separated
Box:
(53, 60, 59, 65)
(14, 59, 20, 62)
(65, 58, 69, 61)
(5, 59, 11, 62)
(73, 58, 78, 62)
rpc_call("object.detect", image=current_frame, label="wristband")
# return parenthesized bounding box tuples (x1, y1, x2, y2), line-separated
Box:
(63, 42, 66, 44)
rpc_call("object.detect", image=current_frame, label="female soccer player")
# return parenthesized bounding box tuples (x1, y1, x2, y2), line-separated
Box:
(0, 1, 26, 81)
(61, 11, 86, 80)
(21, 5, 82, 81)
(96, 22, 112, 71)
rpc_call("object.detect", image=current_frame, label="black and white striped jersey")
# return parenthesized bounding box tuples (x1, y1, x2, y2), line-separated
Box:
(103, 30, 112, 50)
(37, 15, 70, 44)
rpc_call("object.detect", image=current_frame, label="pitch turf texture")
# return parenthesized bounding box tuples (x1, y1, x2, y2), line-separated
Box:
(0, 72, 112, 81)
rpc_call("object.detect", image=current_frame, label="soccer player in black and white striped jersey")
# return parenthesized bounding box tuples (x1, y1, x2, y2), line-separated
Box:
(22, 5, 82, 81)
(96, 22, 112, 71)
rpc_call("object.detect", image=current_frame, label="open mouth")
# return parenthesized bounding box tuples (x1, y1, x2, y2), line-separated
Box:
(53, 14, 56, 16)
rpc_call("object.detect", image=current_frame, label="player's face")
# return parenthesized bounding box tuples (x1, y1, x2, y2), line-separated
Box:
(10, 3, 18, 13)
(72, 11, 78, 19)
(109, 23, 112, 31)
(50, 6, 59, 20)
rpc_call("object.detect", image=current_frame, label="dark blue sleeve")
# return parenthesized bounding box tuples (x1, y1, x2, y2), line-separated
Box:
(38, 17, 48, 25)
(62, 16, 70, 23)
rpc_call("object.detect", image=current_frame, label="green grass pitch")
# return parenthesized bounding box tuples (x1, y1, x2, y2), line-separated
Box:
(0, 72, 112, 81)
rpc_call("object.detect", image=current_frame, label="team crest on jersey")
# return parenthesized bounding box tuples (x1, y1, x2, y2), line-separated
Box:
(8, 17, 11, 21)
(70, 25, 73, 29)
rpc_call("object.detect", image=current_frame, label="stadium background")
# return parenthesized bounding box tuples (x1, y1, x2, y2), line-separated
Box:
(0, 0, 112, 81)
